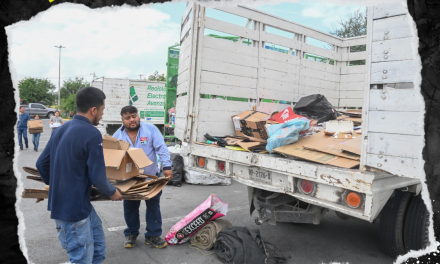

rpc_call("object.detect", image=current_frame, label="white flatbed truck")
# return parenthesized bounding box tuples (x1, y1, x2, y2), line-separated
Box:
(174, 2, 431, 258)
(92, 78, 166, 135)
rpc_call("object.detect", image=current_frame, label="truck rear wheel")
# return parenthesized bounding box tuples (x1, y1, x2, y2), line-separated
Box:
(404, 194, 430, 252)
(379, 190, 412, 258)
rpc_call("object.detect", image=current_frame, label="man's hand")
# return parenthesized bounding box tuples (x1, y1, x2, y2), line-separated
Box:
(110, 189, 123, 201)
(50, 121, 53, 124)
(164, 170, 173, 181)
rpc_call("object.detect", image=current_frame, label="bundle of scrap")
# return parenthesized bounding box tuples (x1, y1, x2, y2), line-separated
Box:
(274, 131, 362, 169)
(21, 167, 168, 201)
(337, 109, 362, 126)
(193, 134, 267, 153)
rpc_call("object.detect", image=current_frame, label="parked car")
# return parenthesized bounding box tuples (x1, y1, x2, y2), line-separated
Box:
(20, 103, 57, 118)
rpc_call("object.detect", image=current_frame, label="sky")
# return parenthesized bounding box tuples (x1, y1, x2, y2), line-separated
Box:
(6, 0, 365, 90)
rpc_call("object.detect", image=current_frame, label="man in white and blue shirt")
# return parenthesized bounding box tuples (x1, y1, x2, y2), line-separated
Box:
(112, 105, 172, 249)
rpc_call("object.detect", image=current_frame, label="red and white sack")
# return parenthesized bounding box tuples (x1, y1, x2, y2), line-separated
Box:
(165, 194, 228, 245)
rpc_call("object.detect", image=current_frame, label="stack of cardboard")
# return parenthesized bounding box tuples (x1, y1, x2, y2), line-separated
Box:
(274, 131, 362, 169)
(28, 120, 43, 134)
(21, 135, 169, 201)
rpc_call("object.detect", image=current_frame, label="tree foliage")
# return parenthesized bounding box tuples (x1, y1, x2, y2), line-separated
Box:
(60, 77, 90, 100)
(147, 71, 166, 82)
(328, 8, 367, 65)
(19, 77, 56, 105)
(61, 93, 76, 113)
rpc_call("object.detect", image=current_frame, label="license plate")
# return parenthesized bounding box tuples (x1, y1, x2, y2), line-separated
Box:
(248, 167, 272, 184)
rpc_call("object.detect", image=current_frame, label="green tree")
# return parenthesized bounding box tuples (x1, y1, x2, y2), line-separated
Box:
(60, 77, 90, 100)
(147, 71, 166, 82)
(328, 8, 367, 65)
(19, 77, 56, 105)
(61, 93, 76, 113)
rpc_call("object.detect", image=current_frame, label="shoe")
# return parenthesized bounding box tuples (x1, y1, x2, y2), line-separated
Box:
(35, 149, 38, 152)
(20, 146, 23, 150)
(145, 236, 167, 248)
(26, 144, 28, 149)
(124, 234, 138, 248)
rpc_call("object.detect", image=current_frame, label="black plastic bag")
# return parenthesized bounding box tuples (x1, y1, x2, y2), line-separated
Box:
(293, 94, 337, 123)
(214, 226, 287, 264)
(163, 153, 184, 187)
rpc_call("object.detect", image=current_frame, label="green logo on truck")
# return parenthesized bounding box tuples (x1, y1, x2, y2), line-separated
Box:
(147, 85, 166, 92)
(129, 86, 139, 106)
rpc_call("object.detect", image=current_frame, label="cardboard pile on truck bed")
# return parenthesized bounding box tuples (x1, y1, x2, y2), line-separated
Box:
(21, 135, 168, 201)
(195, 105, 363, 169)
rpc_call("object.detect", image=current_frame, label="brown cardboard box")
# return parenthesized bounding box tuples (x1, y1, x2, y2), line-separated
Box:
(28, 120, 43, 134)
(102, 135, 153, 181)
(232, 111, 270, 140)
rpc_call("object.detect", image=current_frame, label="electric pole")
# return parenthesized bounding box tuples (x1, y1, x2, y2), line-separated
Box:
(55, 45, 66, 111)
(138, 74, 144, 80)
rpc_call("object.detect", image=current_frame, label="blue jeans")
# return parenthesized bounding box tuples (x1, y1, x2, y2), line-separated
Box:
(17, 127, 28, 147)
(123, 190, 163, 238)
(54, 207, 106, 264)
(32, 132, 41, 150)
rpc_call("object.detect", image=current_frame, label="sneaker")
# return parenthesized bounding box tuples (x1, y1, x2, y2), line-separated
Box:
(124, 234, 138, 248)
(35, 149, 38, 152)
(20, 146, 23, 150)
(26, 144, 28, 149)
(145, 236, 167, 248)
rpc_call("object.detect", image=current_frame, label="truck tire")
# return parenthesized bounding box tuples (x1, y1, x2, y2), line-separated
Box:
(47, 112, 54, 118)
(379, 190, 412, 258)
(403, 194, 430, 252)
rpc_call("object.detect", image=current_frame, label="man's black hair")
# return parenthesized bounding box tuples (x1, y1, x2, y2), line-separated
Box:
(55, 110, 60, 114)
(19, 106, 24, 109)
(76, 87, 106, 113)
(120, 106, 138, 116)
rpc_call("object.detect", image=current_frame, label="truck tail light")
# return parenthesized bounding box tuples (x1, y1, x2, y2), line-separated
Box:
(196, 157, 206, 168)
(297, 179, 315, 195)
(217, 161, 225, 172)
(344, 191, 363, 209)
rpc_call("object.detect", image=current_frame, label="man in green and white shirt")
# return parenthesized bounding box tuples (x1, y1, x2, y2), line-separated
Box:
(50, 110, 64, 133)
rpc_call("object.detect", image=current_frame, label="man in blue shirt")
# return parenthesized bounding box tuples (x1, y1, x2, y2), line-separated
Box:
(36, 87, 122, 264)
(112, 106, 172, 249)
(17, 106, 30, 150)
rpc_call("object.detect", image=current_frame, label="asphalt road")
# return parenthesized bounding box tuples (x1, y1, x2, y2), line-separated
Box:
(17, 120, 394, 264)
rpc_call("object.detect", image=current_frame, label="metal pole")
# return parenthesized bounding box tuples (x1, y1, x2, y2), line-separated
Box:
(55, 45, 65, 111)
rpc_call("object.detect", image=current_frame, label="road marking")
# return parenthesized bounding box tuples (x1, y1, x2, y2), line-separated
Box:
(107, 205, 248, 232)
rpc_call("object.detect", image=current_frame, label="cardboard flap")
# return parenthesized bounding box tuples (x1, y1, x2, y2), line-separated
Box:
(118, 140, 130, 151)
(103, 149, 126, 168)
(113, 178, 138, 193)
(274, 132, 360, 169)
(127, 148, 153, 168)
(302, 134, 360, 161)
(103, 135, 119, 150)
(340, 135, 362, 155)
(237, 141, 265, 152)
(28, 120, 43, 128)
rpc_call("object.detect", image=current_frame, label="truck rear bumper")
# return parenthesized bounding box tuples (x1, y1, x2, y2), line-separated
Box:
(187, 144, 421, 222)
